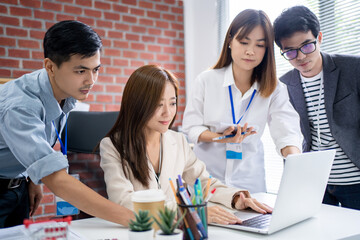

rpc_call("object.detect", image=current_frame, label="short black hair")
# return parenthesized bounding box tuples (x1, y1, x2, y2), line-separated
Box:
(43, 20, 102, 67)
(273, 5, 320, 49)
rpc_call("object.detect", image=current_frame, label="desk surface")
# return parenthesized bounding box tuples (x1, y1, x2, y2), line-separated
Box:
(70, 193, 360, 240)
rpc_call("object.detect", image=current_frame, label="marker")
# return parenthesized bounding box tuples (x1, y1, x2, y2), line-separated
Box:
(194, 179, 203, 203)
(204, 176, 212, 199)
(169, 178, 194, 240)
(179, 186, 207, 238)
(205, 188, 216, 202)
(194, 179, 207, 233)
(178, 175, 207, 238)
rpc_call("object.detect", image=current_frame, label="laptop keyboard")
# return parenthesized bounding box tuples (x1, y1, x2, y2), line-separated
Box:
(240, 214, 272, 229)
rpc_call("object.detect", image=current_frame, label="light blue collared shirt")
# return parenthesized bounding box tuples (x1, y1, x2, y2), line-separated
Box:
(0, 69, 76, 184)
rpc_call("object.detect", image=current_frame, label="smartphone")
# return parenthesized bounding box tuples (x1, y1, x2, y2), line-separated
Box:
(232, 126, 257, 135)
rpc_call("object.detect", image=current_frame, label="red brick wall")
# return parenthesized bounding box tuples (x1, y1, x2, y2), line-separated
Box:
(0, 0, 185, 123)
(0, 0, 185, 221)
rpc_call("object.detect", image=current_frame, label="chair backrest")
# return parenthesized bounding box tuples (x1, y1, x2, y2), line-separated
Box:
(62, 111, 118, 153)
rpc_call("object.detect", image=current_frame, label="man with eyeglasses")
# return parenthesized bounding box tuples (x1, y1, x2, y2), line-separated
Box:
(273, 6, 360, 211)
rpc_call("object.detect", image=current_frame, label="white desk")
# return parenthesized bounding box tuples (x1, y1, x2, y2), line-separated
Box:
(69, 193, 360, 240)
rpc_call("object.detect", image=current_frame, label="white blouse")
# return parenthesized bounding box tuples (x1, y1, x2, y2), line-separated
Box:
(182, 64, 303, 193)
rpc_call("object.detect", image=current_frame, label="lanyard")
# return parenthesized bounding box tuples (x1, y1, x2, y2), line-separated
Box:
(52, 114, 68, 156)
(228, 86, 256, 124)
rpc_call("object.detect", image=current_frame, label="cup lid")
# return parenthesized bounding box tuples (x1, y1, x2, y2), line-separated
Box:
(131, 189, 166, 202)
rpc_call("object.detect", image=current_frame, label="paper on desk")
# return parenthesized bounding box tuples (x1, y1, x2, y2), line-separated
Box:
(0, 224, 27, 240)
(0, 224, 87, 240)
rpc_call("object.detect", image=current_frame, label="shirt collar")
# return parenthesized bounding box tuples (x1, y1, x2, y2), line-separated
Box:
(223, 63, 235, 87)
(38, 69, 77, 123)
(222, 63, 260, 93)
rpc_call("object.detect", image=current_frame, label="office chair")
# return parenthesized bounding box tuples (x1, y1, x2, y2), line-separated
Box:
(61, 111, 119, 219)
(62, 111, 119, 153)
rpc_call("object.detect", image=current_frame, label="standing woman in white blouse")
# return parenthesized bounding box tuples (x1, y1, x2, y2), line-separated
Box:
(182, 9, 303, 194)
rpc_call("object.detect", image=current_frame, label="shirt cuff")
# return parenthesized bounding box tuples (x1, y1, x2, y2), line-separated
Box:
(187, 126, 209, 143)
(275, 137, 303, 157)
(27, 151, 69, 184)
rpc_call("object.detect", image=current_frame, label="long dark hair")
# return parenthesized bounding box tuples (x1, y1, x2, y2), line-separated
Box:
(106, 65, 179, 187)
(213, 9, 276, 97)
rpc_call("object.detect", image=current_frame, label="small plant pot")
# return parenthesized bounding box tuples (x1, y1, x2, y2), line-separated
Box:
(128, 228, 154, 240)
(155, 228, 183, 240)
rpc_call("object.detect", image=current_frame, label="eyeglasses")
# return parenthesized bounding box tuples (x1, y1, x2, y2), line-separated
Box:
(281, 40, 317, 60)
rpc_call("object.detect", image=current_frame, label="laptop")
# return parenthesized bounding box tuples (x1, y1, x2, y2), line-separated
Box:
(211, 149, 336, 234)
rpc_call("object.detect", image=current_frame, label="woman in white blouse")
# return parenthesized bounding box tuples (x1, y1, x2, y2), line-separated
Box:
(182, 9, 303, 193)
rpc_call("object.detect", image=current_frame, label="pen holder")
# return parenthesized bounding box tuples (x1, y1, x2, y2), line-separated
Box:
(178, 202, 208, 240)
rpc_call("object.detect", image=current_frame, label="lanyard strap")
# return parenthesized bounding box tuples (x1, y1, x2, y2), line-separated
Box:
(228, 86, 257, 124)
(52, 114, 68, 156)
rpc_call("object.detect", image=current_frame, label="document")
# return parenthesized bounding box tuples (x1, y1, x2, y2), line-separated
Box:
(0, 223, 87, 240)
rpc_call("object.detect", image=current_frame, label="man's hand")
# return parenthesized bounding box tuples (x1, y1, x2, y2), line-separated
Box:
(28, 179, 43, 216)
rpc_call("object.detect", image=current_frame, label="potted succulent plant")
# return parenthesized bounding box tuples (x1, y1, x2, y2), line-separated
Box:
(128, 210, 154, 240)
(153, 206, 186, 240)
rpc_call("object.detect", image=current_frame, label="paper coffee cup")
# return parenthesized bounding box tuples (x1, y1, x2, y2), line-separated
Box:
(132, 189, 165, 231)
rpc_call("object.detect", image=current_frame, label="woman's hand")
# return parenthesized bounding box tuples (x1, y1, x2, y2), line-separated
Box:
(234, 192, 273, 214)
(215, 123, 257, 143)
(207, 205, 242, 224)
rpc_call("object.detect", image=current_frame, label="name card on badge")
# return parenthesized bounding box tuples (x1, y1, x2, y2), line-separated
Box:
(55, 174, 80, 216)
(226, 143, 243, 160)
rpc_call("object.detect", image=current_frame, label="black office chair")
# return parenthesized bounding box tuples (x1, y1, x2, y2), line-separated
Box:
(61, 111, 119, 219)
(62, 111, 119, 153)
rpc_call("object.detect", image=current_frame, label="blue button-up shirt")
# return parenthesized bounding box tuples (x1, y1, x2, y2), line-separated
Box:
(0, 69, 76, 184)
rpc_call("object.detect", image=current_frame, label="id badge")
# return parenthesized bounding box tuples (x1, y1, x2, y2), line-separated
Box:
(226, 143, 242, 160)
(55, 173, 80, 216)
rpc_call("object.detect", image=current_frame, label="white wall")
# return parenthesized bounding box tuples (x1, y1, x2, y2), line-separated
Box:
(183, 0, 220, 100)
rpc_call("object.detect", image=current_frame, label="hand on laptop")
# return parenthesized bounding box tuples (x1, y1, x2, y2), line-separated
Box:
(234, 192, 273, 214)
(207, 205, 243, 224)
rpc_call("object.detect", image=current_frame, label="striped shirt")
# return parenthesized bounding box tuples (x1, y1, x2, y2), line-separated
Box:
(301, 71, 360, 185)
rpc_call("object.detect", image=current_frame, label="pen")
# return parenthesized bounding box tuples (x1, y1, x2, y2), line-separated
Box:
(212, 134, 235, 141)
(169, 178, 194, 240)
(205, 188, 216, 202)
(179, 186, 207, 238)
(178, 175, 207, 238)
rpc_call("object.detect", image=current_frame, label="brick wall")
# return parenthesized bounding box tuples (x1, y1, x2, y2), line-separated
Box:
(0, 0, 185, 221)
(0, 0, 185, 122)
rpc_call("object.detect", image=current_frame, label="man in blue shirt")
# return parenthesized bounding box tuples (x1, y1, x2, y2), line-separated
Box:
(0, 20, 133, 227)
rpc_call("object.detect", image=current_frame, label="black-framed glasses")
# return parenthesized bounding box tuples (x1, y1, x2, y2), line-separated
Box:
(281, 40, 317, 60)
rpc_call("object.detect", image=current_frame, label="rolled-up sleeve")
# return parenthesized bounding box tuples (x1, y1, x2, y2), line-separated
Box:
(268, 82, 303, 156)
(0, 106, 68, 184)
